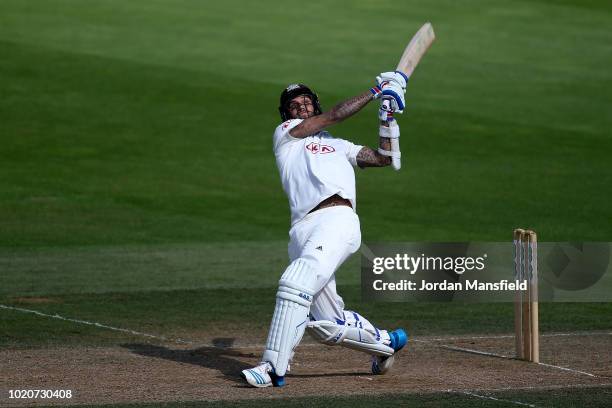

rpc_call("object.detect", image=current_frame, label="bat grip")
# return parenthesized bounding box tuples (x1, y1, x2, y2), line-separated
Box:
(380, 98, 401, 170)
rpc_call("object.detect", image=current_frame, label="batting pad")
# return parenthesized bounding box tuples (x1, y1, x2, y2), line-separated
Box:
(263, 259, 317, 377)
(307, 320, 394, 356)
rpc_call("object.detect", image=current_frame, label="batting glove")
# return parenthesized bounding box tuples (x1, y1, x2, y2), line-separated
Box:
(371, 71, 408, 112)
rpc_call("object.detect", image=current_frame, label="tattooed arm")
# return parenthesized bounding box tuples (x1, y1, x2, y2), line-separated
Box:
(289, 91, 373, 138)
(356, 121, 393, 168)
(356, 141, 392, 167)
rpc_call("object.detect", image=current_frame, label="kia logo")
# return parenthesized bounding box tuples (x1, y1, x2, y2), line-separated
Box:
(306, 142, 335, 154)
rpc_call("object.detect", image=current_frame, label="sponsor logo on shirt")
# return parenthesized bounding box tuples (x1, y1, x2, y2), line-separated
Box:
(282, 121, 291, 129)
(306, 142, 335, 154)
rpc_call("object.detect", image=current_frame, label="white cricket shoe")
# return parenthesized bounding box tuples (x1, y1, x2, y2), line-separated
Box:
(240, 362, 285, 388)
(371, 328, 408, 375)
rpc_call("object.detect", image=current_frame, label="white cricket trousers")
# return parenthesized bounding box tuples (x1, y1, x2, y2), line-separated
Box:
(287, 205, 361, 322)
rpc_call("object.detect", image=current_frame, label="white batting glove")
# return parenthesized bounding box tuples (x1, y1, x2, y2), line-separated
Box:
(370, 71, 408, 112)
(377, 71, 408, 90)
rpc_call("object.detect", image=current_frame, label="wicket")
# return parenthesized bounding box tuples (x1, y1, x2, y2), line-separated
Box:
(513, 229, 539, 362)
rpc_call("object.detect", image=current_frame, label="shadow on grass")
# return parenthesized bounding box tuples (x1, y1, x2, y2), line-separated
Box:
(122, 338, 371, 386)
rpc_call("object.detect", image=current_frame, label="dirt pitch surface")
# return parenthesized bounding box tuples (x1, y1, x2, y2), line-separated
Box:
(2, 333, 611, 406)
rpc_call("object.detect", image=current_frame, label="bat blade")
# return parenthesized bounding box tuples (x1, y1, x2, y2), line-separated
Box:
(389, 23, 435, 171)
(396, 22, 435, 78)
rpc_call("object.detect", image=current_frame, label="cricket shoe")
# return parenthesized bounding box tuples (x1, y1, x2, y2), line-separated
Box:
(371, 328, 408, 375)
(240, 362, 285, 388)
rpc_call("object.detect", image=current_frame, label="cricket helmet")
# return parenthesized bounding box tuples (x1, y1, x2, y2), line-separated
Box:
(278, 83, 322, 121)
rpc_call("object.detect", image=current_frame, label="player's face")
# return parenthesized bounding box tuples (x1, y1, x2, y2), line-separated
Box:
(288, 95, 315, 119)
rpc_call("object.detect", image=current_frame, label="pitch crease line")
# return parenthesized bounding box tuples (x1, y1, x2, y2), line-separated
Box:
(536, 362, 597, 378)
(452, 390, 537, 407)
(426, 341, 598, 378)
(0, 304, 194, 345)
(439, 344, 512, 359)
(0, 304, 326, 349)
(470, 383, 612, 393)
(418, 332, 612, 342)
(2, 303, 607, 378)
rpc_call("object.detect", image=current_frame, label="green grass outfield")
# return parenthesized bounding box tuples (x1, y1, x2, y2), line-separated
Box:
(5, 387, 612, 408)
(1, 0, 611, 407)
(24, 387, 612, 408)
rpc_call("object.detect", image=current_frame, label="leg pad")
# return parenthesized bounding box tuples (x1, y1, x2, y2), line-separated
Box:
(307, 320, 394, 356)
(263, 259, 317, 377)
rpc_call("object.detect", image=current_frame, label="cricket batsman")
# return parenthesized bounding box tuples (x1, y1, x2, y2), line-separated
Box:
(241, 73, 408, 388)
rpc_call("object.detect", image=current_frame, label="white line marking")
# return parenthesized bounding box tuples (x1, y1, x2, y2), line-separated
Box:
(424, 334, 516, 341)
(454, 390, 537, 407)
(0, 303, 327, 349)
(415, 339, 599, 378)
(536, 362, 597, 378)
(476, 383, 612, 393)
(418, 332, 612, 342)
(0, 304, 194, 345)
(541, 332, 612, 337)
(0, 303, 605, 378)
(440, 344, 512, 359)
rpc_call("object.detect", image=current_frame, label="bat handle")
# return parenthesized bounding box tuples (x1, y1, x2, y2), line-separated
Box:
(380, 98, 401, 170)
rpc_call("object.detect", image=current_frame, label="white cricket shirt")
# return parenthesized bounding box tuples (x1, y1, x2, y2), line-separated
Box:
(273, 119, 363, 226)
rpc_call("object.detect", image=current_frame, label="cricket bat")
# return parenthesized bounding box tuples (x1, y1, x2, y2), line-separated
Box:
(387, 22, 435, 170)
(396, 22, 436, 79)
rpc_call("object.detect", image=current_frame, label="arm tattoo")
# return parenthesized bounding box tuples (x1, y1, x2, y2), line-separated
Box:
(357, 125, 393, 168)
(290, 91, 373, 138)
(379, 135, 392, 154)
(356, 146, 392, 168)
(328, 91, 373, 122)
